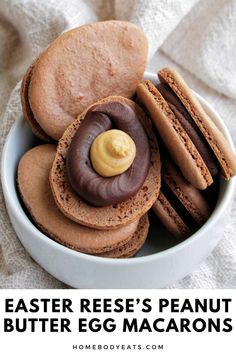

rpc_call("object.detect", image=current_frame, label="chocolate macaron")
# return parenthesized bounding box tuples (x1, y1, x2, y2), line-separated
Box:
(153, 158, 211, 237)
(17, 144, 149, 258)
(21, 21, 148, 141)
(50, 96, 161, 230)
(136, 67, 236, 189)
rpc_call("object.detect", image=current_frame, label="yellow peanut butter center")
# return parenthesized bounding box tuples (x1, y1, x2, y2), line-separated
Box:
(90, 129, 136, 177)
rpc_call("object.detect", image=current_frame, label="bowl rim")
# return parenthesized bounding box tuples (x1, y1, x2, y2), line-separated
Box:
(1, 71, 235, 266)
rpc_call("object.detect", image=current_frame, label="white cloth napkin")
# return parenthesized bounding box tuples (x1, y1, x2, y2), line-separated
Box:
(0, 0, 235, 289)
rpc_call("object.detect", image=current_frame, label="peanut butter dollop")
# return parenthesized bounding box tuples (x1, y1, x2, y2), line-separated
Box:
(90, 129, 136, 177)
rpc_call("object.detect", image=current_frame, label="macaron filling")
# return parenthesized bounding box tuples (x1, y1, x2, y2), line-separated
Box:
(161, 181, 198, 232)
(66, 101, 150, 207)
(157, 83, 219, 177)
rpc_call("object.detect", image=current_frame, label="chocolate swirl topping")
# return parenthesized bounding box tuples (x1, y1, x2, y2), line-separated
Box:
(66, 101, 150, 207)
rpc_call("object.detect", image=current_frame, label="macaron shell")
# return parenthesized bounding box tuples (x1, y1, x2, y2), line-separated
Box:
(153, 192, 190, 237)
(28, 21, 148, 141)
(50, 96, 161, 230)
(158, 67, 236, 180)
(100, 213, 149, 258)
(18, 144, 142, 255)
(136, 80, 212, 189)
(21, 58, 52, 142)
(162, 159, 211, 224)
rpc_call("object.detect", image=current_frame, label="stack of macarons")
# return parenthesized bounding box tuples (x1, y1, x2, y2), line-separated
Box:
(136, 67, 236, 236)
(18, 20, 161, 258)
(18, 21, 236, 258)
(18, 144, 151, 258)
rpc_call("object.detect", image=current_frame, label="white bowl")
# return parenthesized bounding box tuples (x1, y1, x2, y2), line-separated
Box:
(1, 72, 235, 288)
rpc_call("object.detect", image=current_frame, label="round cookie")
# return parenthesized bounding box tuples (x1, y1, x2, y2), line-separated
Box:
(136, 67, 236, 189)
(153, 158, 211, 237)
(50, 96, 161, 230)
(18, 144, 149, 257)
(21, 21, 148, 141)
